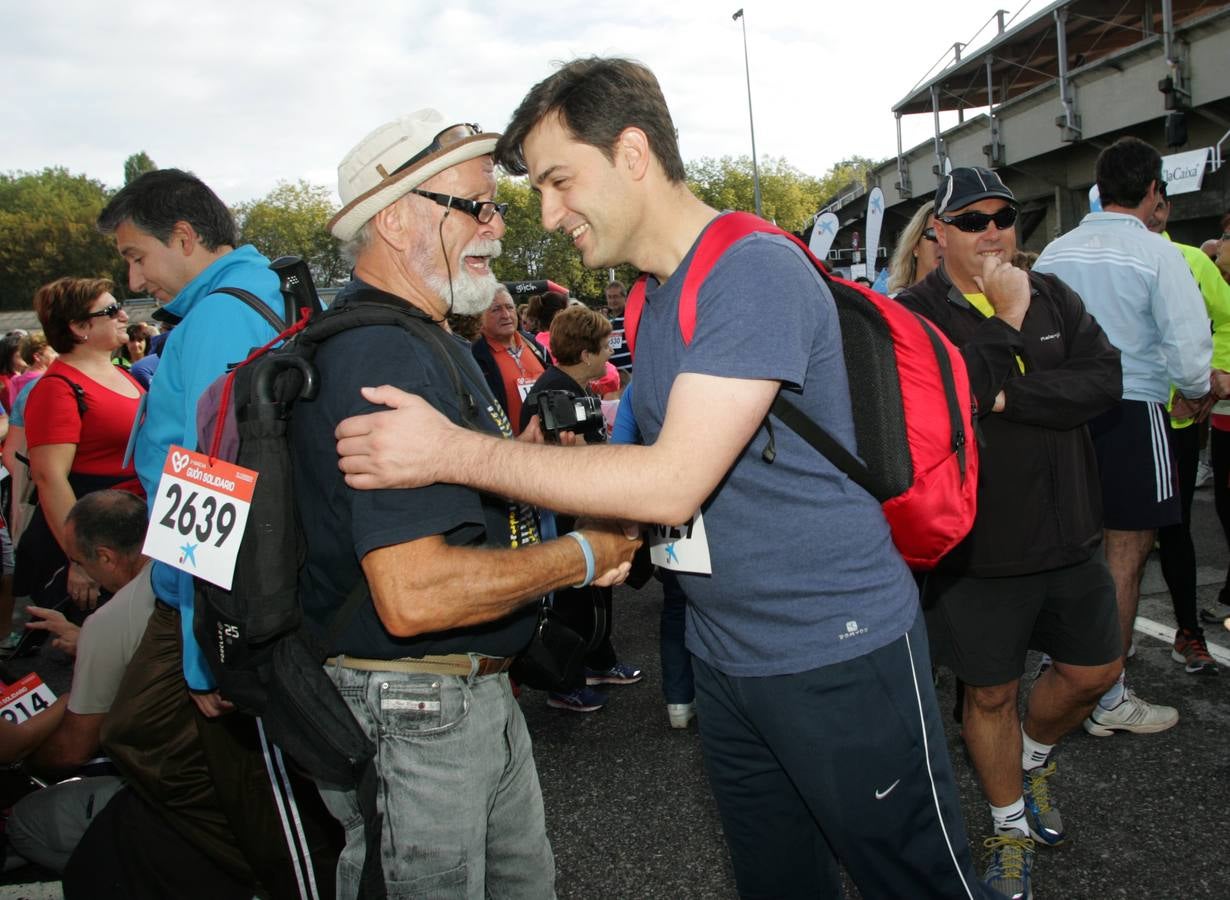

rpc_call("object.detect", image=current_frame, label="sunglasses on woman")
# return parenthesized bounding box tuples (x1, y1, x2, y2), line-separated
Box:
(84, 299, 126, 319)
(938, 207, 1018, 233)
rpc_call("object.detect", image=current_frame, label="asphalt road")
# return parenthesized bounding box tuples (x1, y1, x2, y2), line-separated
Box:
(4, 488, 1229, 899)
(531, 485, 1230, 900)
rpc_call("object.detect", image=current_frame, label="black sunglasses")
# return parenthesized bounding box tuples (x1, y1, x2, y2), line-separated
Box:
(393, 123, 482, 176)
(84, 299, 125, 320)
(410, 188, 508, 225)
(922, 227, 938, 242)
(938, 207, 1018, 233)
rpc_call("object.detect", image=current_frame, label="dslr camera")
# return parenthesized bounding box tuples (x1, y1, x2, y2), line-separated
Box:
(535, 390, 605, 442)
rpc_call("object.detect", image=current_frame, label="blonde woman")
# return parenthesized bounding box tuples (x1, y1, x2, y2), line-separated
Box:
(887, 201, 941, 295)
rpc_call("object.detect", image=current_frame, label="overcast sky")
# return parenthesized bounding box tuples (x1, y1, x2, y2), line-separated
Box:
(3, 0, 1045, 207)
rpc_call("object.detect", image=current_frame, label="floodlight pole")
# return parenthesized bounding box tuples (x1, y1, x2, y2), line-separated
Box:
(733, 8, 763, 217)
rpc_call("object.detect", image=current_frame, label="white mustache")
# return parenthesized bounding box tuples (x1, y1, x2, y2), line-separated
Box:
(463, 239, 502, 260)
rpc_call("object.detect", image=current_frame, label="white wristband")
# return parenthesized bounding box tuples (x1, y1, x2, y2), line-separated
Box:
(565, 531, 595, 588)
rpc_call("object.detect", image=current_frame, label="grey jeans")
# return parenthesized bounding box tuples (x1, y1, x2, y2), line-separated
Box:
(316, 664, 555, 900)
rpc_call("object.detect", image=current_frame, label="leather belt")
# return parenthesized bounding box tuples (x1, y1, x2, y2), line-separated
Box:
(325, 653, 514, 677)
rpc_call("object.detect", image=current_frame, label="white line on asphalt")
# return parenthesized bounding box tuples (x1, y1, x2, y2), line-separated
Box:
(1135, 616, 1230, 665)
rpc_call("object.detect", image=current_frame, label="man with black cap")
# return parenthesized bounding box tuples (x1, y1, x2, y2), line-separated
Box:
(1035, 137, 1211, 737)
(295, 110, 639, 898)
(897, 166, 1125, 900)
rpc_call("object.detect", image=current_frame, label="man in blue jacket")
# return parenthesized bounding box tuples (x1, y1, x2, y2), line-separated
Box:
(95, 169, 339, 899)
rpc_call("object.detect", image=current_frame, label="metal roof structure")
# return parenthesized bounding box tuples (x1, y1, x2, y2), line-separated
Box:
(892, 0, 1226, 117)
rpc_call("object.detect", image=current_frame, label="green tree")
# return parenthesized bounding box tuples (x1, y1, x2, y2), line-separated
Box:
(234, 180, 347, 287)
(492, 177, 638, 302)
(687, 156, 828, 233)
(815, 155, 879, 206)
(123, 151, 158, 185)
(0, 167, 125, 311)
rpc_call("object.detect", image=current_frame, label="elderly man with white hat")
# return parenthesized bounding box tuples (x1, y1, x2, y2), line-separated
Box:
(291, 110, 640, 899)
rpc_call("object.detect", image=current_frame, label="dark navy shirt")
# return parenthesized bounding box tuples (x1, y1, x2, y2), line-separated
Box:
(291, 281, 538, 659)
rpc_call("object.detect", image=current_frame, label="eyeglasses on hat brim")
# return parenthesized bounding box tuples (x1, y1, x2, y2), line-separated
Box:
(392, 123, 482, 177)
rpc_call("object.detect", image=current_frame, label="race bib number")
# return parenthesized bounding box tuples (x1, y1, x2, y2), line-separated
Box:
(0, 673, 57, 724)
(648, 510, 712, 575)
(608, 331, 625, 351)
(142, 446, 258, 590)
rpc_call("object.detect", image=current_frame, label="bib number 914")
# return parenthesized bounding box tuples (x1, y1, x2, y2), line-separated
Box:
(0, 674, 57, 724)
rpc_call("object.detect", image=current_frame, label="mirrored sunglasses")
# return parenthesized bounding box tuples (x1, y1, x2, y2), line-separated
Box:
(84, 299, 125, 319)
(938, 207, 1018, 233)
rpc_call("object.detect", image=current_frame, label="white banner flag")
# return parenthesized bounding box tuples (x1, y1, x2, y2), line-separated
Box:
(865, 188, 885, 284)
(809, 212, 839, 260)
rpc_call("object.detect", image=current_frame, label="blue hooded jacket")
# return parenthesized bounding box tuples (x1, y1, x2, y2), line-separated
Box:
(133, 245, 287, 690)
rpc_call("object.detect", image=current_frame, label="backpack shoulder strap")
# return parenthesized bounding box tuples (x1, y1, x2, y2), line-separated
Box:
(667, 213, 882, 492)
(623, 275, 650, 360)
(302, 296, 481, 427)
(624, 213, 797, 360)
(770, 393, 878, 498)
(212, 287, 289, 334)
(39, 372, 88, 417)
(677, 212, 784, 343)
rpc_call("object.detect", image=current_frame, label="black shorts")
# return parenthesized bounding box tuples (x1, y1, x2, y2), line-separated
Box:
(1088, 399, 1181, 530)
(923, 556, 1122, 686)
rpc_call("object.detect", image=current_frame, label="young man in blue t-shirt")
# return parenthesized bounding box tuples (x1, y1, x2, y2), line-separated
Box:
(334, 58, 994, 899)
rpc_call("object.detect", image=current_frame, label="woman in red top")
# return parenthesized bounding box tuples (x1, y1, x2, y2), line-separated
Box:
(21, 277, 144, 607)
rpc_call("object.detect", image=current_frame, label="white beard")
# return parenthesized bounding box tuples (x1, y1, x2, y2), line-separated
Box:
(415, 235, 503, 316)
(427, 266, 498, 315)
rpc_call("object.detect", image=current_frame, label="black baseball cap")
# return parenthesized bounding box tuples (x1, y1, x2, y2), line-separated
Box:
(935, 167, 1016, 216)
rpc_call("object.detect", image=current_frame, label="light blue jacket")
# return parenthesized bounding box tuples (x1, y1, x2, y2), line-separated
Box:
(1034, 212, 1211, 403)
(133, 245, 286, 690)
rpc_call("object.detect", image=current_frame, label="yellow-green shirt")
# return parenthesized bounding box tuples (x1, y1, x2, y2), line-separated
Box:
(964, 292, 1025, 373)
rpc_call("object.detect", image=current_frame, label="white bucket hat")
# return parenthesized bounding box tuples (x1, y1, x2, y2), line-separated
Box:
(328, 109, 500, 242)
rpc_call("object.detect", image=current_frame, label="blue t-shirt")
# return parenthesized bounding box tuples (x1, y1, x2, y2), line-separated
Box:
(631, 219, 918, 677)
(10, 379, 37, 427)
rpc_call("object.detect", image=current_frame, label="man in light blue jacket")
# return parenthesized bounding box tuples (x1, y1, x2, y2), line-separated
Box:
(95, 170, 337, 899)
(1035, 137, 1213, 737)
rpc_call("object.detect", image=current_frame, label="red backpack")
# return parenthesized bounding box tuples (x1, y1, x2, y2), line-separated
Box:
(624, 212, 978, 570)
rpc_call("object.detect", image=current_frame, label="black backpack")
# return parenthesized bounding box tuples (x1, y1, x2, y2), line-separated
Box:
(190, 258, 480, 900)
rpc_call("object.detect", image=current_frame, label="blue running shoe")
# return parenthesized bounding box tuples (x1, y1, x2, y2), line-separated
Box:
(546, 686, 607, 713)
(585, 662, 643, 685)
(982, 831, 1034, 900)
(1022, 762, 1066, 847)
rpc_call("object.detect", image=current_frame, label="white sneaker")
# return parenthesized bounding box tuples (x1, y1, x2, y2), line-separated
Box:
(666, 702, 696, 729)
(1083, 689, 1178, 737)
(1195, 460, 1214, 488)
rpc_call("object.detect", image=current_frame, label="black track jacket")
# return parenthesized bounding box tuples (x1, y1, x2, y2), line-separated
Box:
(897, 264, 1122, 577)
